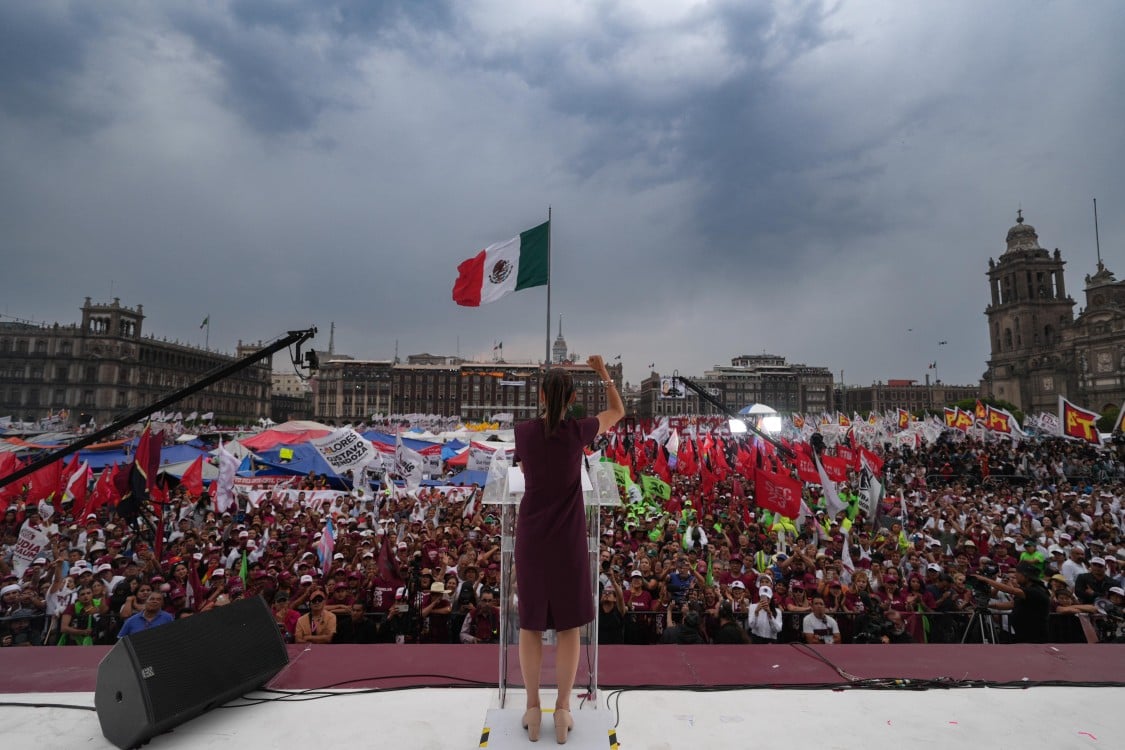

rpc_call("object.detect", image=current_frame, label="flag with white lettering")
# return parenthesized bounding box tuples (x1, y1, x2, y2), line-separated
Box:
(311, 428, 377, 476)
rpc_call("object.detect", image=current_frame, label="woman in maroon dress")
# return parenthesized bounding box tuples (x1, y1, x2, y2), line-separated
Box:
(515, 356, 624, 743)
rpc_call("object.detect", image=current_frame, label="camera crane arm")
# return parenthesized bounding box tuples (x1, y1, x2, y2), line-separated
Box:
(0, 327, 318, 492)
(673, 374, 794, 459)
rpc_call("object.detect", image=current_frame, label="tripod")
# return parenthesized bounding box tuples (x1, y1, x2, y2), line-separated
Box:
(960, 606, 997, 644)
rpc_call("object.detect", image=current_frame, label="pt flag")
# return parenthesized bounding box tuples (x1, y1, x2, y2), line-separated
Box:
(452, 221, 549, 306)
(1059, 396, 1101, 444)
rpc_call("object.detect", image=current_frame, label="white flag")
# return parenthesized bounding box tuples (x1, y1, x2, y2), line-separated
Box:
(12, 524, 49, 576)
(214, 439, 240, 513)
(813, 452, 848, 518)
(186, 411, 199, 422)
(666, 429, 680, 456)
(310, 428, 377, 476)
(395, 435, 424, 491)
(201, 412, 215, 421)
(646, 417, 670, 446)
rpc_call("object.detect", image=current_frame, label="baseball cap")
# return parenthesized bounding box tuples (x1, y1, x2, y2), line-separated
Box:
(730, 580, 746, 589)
(212, 568, 226, 577)
(1089, 556, 1106, 566)
(96, 563, 113, 573)
(32, 557, 48, 565)
(630, 570, 643, 578)
(759, 586, 773, 599)
(300, 574, 314, 584)
(1108, 586, 1124, 597)
(926, 563, 942, 572)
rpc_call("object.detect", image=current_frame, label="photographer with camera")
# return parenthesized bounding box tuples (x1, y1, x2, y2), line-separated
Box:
(971, 561, 1050, 643)
(747, 585, 783, 643)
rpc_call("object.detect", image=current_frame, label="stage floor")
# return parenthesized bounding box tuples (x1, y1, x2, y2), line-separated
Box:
(1, 686, 1121, 749)
(1, 645, 1122, 749)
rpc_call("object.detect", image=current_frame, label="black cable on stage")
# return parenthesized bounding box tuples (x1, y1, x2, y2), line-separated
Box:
(0, 701, 96, 711)
(218, 673, 498, 708)
(600, 677, 1125, 728)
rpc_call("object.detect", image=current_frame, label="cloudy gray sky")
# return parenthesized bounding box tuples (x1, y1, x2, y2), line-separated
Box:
(2, 0, 1124, 390)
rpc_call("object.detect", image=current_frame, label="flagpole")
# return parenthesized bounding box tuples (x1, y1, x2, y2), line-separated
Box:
(545, 206, 552, 367)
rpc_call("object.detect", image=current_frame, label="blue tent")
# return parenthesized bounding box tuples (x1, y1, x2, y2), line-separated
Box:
(253, 443, 334, 477)
(360, 431, 442, 453)
(446, 469, 488, 486)
(441, 439, 468, 462)
(79, 444, 208, 472)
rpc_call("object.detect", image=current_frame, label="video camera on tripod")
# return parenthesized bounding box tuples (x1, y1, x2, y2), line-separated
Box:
(967, 563, 999, 608)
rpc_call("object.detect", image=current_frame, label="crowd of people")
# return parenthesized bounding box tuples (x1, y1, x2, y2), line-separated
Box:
(2, 429, 1124, 648)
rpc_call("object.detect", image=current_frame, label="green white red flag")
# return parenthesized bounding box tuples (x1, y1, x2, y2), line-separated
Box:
(452, 221, 549, 306)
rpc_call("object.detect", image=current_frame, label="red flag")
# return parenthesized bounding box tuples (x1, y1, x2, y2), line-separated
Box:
(820, 454, 849, 483)
(858, 447, 884, 476)
(377, 529, 403, 587)
(984, 405, 1012, 434)
(793, 447, 820, 484)
(897, 409, 910, 430)
(87, 464, 121, 516)
(24, 459, 64, 503)
(836, 444, 858, 471)
(63, 461, 92, 518)
(678, 437, 697, 476)
(180, 455, 205, 497)
(653, 447, 672, 484)
(754, 465, 802, 518)
(635, 440, 650, 473)
(0, 453, 24, 509)
(953, 408, 975, 432)
(1060, 398, 1100, 444)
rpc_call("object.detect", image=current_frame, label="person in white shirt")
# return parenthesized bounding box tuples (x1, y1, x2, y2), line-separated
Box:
(801, 595, 841, 644)
(747, 585, 783, 644)
(1060, 546, 1089, 589)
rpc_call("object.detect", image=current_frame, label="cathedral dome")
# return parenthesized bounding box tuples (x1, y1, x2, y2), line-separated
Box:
(1004, 210, 1042, 253)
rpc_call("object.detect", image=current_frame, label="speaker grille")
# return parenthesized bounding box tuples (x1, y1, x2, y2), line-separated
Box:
(126, 597, 287, 726)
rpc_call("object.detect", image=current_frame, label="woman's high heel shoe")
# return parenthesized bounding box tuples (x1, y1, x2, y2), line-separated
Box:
(553, 708, 573, 744)
(522, 707, 542, 742)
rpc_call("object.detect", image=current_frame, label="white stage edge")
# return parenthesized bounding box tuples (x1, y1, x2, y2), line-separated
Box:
(1, 686, 1120, 749)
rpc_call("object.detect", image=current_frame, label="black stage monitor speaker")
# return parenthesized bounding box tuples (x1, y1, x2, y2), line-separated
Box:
(95, 596, 289, 749)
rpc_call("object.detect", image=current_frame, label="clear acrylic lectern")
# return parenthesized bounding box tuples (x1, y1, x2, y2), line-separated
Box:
(481, 458, 621, 710)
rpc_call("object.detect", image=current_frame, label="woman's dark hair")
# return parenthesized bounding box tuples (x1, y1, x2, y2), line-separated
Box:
(541, 369, 575, 437)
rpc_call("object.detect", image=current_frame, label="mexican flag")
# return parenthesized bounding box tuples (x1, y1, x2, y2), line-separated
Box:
(452, 221, 549, 306)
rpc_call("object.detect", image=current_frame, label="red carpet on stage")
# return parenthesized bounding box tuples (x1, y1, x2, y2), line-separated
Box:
(1, 644, 1118, 694)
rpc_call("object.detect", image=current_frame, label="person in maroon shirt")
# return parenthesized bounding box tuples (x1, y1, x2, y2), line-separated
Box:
(514, 359, 623, 743)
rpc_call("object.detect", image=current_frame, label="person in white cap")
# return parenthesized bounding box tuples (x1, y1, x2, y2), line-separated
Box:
(1075, 557, 1115, 604)
(748, 585, 783, 643)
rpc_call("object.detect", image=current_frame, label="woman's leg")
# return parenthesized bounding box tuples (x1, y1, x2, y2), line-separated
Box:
(519, 628, 543, 709)
(553, 627, 580, 710)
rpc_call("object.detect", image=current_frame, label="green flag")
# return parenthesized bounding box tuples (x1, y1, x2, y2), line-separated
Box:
(640, 475, 671, 503)
(239, 550, 249, 588)
(605, 459, 641, 501)
(705, 550, 714, 587)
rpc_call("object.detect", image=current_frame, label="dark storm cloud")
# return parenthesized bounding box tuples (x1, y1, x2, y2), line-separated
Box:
(1, 1, 1124, 391)
(166, 0, 456, 135)
(0, 2, 108, 132)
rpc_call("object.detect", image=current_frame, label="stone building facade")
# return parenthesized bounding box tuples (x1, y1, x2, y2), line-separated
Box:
(634, 354, 835, 419)
(310, 356, 623, 424)
(0, 298, 270, 426)
(983, 212, 1125, 414)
